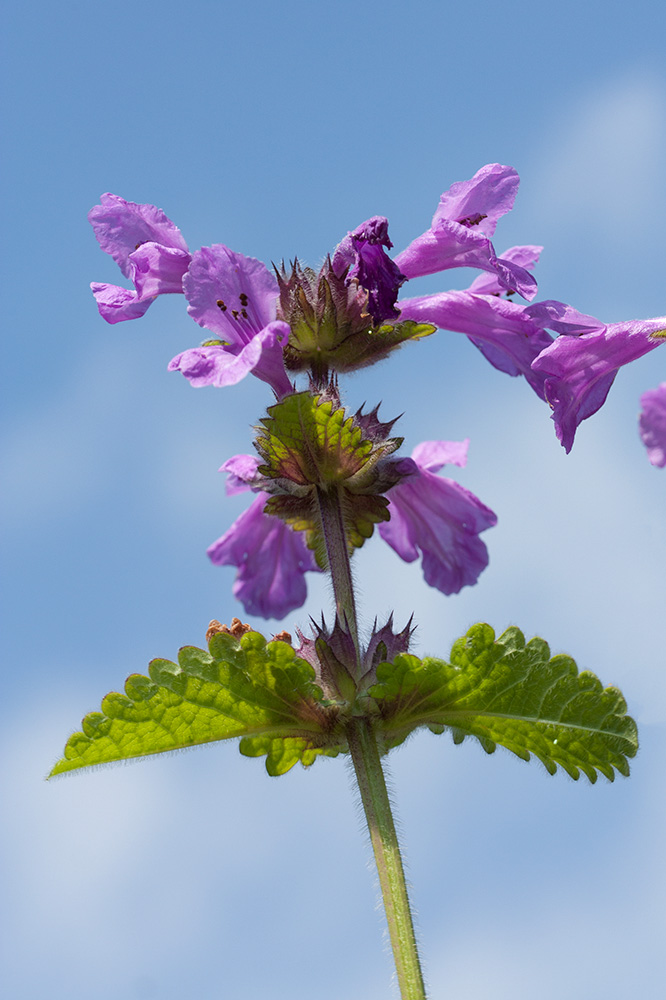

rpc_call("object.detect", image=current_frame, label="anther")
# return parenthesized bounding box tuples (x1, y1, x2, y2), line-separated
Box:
(216, 299, 227, 311)
(457, 212, 488, 228)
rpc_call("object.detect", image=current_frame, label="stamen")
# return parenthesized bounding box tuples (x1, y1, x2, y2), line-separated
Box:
(457, 212, 488, 228)
(239, 292, 249, 306)
(216, 299, 227, 311)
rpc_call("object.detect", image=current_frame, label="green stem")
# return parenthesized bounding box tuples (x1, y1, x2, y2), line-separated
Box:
(317, 481, 427, 995)
(316, 485, 361, 669)
(346, 717, 428, 1000)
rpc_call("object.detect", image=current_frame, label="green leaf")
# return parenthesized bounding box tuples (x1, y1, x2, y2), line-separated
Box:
(50, 621, 637, 783)
(368, 624, 637, 782)
(49, 631, 343, 777)
(239, 735, 340, 776)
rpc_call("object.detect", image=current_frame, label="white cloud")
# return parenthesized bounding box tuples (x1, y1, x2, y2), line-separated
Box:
(530, 71, 666, 238)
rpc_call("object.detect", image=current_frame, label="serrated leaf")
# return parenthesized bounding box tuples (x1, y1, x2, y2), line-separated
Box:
(50, 631, 342, 777)
(239, 735, 340, 776)
(256, 391, 376, 487)
(368, 623, 637, 782)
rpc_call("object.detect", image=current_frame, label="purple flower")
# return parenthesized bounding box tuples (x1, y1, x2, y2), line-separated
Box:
(210, 440, 496, 619)
(207, 455, 321, 619)
(89, 194, 191, 323)
(398, 288, 554, 399)
(89, 168, 538, 390)
(379, 440, 497, 595)
(531, 312, 666, 452)
(332, 216, 407, 324)
(327, 164, 539, 342)
(330, 174, 549, 396)
(393, 164, 538, 301)
(639, 384, 666, 467)
(168, 245, 293, 397)
(89, 196, 292, 397)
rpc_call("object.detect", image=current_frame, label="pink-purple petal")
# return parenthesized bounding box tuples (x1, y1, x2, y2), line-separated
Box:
(398, 291, 553, 398)
(90, 282, 155, 323)
(532, 317, 666, 452)
(183, 245, 279, 348)
(88, 193, 189, 278)
(219, 454, 261, 495)
(394, 221, 536, 300)
(332, 216, 406, 324)
(207, 493, 320, 619)
(379, 442, 497, 596)
(432, 163, 520, 238)
(411, 439, 468, 473)
(524, 299, 605, 336)
(248, 321, 293, 397)
(130, 244, 191, 298)
(467, 245, 543, 296)
(639, 384, 666, 468)
(168, 320, 292, 396)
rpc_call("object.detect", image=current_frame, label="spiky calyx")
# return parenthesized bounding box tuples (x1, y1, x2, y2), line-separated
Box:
(275, 258, 435, 380)
(253, 391, 409, 562)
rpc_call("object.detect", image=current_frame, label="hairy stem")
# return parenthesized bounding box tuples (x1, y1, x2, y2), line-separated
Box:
(317, 481, 426, 995)
(346, 717, 428, 1000)
(315, 485, 361, 669)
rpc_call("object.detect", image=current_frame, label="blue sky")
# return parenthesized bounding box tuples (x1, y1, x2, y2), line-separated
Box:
(2, 1, 665, 997)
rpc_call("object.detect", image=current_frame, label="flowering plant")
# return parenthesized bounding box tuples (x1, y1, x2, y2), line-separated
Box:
(52, 165, 664, 998)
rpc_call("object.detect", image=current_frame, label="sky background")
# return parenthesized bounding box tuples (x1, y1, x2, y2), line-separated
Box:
(2, 1, 665, 997)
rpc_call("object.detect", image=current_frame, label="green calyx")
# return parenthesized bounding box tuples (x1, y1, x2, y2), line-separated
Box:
(276, 259, 434, 378)
(254, 391, 404, 560)
(49, 622, 637, 782)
